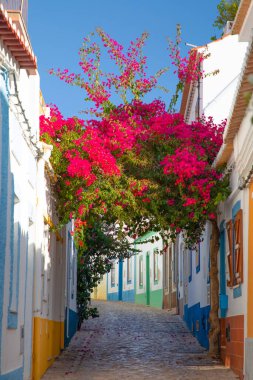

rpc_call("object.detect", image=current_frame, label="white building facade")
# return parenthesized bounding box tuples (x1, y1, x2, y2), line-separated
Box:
(0, 4, 78, 380)
(178, 29, 248, 361)
(0, 4, 39, 379)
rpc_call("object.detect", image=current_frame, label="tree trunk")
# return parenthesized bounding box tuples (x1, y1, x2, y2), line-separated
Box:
(209, 218, 220, 356)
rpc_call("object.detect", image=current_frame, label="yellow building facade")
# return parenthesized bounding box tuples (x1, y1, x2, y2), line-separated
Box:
(92, 275, 107, 301)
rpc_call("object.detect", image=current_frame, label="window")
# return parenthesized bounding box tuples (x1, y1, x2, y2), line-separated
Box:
(139, 256, 143, 287)
(226, 208, 243, 287)
(195, 99, 200, 119)
(154, 249, 159, 283)
(9, 218, 20, 312)
(8, 191, 21, 329)
(164, 248, 168, 289)
(196, 243, 200, 273)
(111, 261, 116, 287)
(188, 250, 192, 282)
(42, 223, 50, 303)
(172, 244, 176, 286)
(180, 244, 184, 286)
(207, 246, 210, 284)
(127, 257, 132, 283)
(67, 232, 75, 299)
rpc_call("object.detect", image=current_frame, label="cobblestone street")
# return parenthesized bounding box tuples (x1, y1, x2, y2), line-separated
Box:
(42, 301, 237, 380)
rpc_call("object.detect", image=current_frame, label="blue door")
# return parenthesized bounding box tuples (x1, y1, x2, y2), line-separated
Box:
(118, 259, 123, 301)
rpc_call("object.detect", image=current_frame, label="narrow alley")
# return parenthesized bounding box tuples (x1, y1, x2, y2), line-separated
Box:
(42, 301, 237, 380)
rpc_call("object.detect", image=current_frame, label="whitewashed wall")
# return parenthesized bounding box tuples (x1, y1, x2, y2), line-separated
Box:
(135, 235, 163, 295)
(107, 260, 119, 295)
(123, 255, 135, 292)
(0, 40, 40, 379)
(186, 35, 248, 124)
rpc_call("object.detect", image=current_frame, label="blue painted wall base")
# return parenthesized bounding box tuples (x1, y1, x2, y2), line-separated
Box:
(0, 366, 23, 380)
(107, 289, 135, 303)
(107, 292, 119, 302)
(122, 289, 135, 303)
(64, 308, 78, 347)
(184, 303, 210, 349)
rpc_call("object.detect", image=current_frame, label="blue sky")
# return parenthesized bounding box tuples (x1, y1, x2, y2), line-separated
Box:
(28, 0, 220, 118)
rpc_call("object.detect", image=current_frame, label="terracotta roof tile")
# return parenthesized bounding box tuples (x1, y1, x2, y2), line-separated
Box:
(232, 0, 252, 35)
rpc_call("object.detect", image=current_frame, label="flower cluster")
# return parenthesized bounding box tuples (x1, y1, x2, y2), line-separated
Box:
(168, 24, 205, 85)
(49, 28, 168, 114)
(170, 48, 205, 84)
(40, 96, 228, 246)
(43, 30, 231, 247)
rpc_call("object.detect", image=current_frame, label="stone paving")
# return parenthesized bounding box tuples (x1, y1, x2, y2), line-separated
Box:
(42, 301, 238, 380)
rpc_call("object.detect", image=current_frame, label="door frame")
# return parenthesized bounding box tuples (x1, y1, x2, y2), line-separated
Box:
(146, 253, 150, 305)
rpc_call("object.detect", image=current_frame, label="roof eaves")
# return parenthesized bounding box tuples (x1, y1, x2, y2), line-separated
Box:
(0, 4, 37, 74)
(231, 0, 252, 35)
(215, 35, 253, 167)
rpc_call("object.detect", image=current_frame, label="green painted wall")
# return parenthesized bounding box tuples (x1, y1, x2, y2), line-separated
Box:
(135, 292, 147, 306)
(134, 231, 163, 309)
(135, 289, 163, 309)
(150, 289, 163, 308)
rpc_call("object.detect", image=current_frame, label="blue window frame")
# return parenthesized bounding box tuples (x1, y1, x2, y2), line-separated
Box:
(219, 221, 226, 294)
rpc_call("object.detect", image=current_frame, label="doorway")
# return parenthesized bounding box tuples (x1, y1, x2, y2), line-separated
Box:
(146, 254, 150, 305)
(118, 259, 123, 301)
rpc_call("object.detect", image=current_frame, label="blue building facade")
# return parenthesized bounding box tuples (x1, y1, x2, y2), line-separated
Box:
(177, 225, 211, 350)
(64, 226, 78, 347)
(107, 256, 135, 303)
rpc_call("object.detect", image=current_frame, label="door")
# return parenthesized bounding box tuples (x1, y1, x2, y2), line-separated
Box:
(118, 259, 123, 301)
(168, 245, 173, 309)
(183, 249, 188, 305)
(146, 254, 150, 305)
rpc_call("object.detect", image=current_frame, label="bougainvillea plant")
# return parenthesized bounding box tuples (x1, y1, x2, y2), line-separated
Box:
(40, 101, 228, 247)
(43, 28, 230, 353)
(50, 28, 169, 116)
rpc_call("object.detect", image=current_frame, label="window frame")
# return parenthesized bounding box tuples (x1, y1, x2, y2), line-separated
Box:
(153, 249, 159, 284)
(196, 243, 200, 273)
(139, 256, 143, 288)
(226, 204, 243, 288)
(188, 250, 192, 283)
(126, 256, 132, 284)
(111, 261, 116, 287)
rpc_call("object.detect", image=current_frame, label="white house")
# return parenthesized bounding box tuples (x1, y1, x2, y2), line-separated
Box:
(0, 3, 39, 379)
(178, 22, 248, 365)
(214, 1, 253, 378)
(0, 4, 78, 380)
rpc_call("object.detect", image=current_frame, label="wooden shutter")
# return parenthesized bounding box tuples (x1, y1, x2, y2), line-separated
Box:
(226, 220, 233, 287)
(234, 209, 243, 284)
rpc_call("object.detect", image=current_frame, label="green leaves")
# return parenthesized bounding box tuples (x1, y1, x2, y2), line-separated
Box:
(213, 0, 240, 31)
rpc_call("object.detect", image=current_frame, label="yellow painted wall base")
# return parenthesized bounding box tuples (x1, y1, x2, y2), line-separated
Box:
(248, 182, 253, 337)
(91, 275, 107, 300)
(32, 317, 64, 380)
